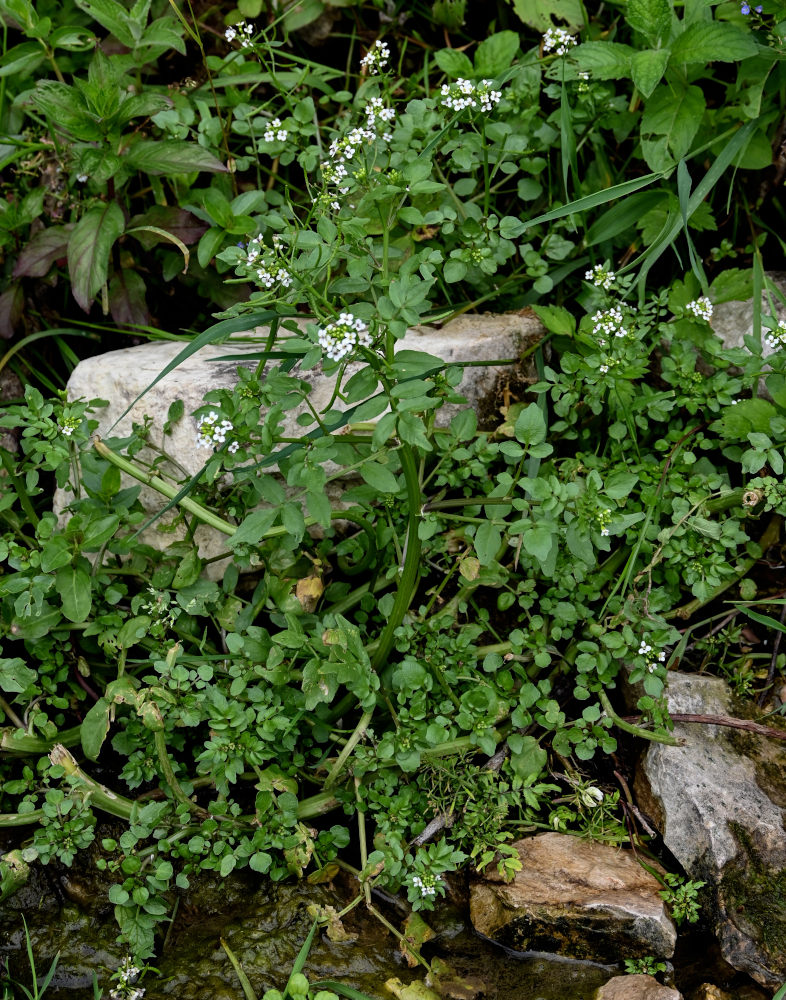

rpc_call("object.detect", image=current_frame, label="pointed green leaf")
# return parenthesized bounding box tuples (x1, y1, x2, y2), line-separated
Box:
(670, 21, 758, 65)
(124, 140, 227, 176)
(81, 697, 111, 760)
(631, 47, 670, 98)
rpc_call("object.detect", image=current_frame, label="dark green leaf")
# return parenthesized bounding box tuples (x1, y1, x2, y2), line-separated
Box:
(124, 140, 227, 176)
(81, 697, 111, 760)
(670, 21, 758, 65)
(56, 565, 93, 623)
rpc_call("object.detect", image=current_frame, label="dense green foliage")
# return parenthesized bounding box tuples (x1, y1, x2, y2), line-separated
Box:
(2, 0, 786, 975)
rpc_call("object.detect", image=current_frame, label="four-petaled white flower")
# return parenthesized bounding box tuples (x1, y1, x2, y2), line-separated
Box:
(686, 297, 713, 322)
(585, 264, 616, 290)
(317, 313, 372, 362)
(196, 411, 236, 451)
(360, 39, 391, 73)
(225, 21, 254, 47)
(440, 78, 501, 114)
(542, 27, 577, 55)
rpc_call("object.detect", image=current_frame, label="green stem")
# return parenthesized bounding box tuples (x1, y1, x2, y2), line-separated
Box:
(597, 690, 681, 746)
(324, 444, 423, 789)
(49, 745, 137, 820)
(2, 725, 82, 755)
(153, 730, 201, 813)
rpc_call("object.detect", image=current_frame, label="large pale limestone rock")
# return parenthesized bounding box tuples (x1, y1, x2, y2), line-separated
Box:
(469, 832, 676, 963)
(595, 975, 682, 1000)
(56, 312, 542, 568)
(636, 672, 786, 988)
(711, 271, 786, 357)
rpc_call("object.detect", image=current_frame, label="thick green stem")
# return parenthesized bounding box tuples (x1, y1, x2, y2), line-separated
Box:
(2, 725, 82, 755)
(598, 690, 681, 746)
(153, 729, 201, 813)
(49, 745, 137, 820)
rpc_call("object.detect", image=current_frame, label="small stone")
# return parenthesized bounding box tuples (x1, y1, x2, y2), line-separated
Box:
(596, 974, 682, 1000)
(595, 975, 682, 1000)
(689, 985, 730, 1000)
(469, 832, 676, 962)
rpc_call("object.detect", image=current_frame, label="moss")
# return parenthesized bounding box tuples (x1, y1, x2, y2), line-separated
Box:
(719, 822, 786, 965)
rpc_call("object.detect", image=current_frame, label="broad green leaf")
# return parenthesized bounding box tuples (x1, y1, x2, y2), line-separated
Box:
(510, 0, 584, 31)
(74, 0, 138, 47)
(124, 140, 227, 176)
(282, 0, 323, 31)
(56, 565, 93, 622)
(67, 202, 124, 312)
(521, 523, 554, 562)
(474, 31, 520, 78)
(81, 697, 111, 760)
(227, 508, 278, 549)
(13, 226, 71, 278)
(573, 42, 634, 80)
(31, 81, 103, 141)
(360, 461, 399, 494)
(172, 549, 201, 589)
(508, 733, 547, 778)
(641, 84, 705, 162)
(765, 374, 786, 411)
(0, 41, 45, 77)
(532, 304, 575, 337)
(709, 268, 753, 304)
(0, 657, 37, 693)
(474, 521, 502, 565)
(397, 412, 432, 452)
(626, 0, 671, 44)
(434, 48, 474, 78)
(514, 402, 547, 445)
(670, 21, 758, 65)
(709, 398, 777, 440)
(390, 351, 446, 377)
(631, 47, 670, 99)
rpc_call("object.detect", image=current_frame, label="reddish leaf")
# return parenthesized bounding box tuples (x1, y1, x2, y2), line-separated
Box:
(109, 269, 150, 328)
(68, 202, 125, 312)
(0, 283, 24, 339)
(13, 226, 72, 278)
(127, 206, 208, 247)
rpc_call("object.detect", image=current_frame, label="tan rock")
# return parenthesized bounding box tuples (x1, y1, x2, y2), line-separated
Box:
(596, 974, 681, 1000)
(469, 832, 676, 962)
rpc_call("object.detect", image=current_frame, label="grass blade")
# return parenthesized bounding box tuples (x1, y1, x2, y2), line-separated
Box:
(288, 920, 319, 980)
(220, 938, 258, 1000)
(311, 982, 379, 1000)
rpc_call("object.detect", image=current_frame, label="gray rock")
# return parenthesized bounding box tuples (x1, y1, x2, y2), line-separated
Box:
(712, 271, 786, 356)
(636, 672, 786, 988)
(469, 832, 677, 963)
(595, 974, 682, 1000)
(55, 312, 542, 569)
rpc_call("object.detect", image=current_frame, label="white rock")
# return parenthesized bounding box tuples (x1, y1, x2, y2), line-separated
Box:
(56, 312, 542, 569)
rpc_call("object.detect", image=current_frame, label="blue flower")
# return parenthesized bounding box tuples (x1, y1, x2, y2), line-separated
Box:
(741, 1, 751, 12)
(755, 4, 762, 10)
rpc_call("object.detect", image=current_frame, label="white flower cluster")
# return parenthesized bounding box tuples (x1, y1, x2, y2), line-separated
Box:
(109, 957, 144, 1000)
(591, 306, 628, 345)
(585, 264, 615, 290)
(263, 117, 288, 142)
(686, 296, 713, 321)
(225, 21, 254, 47)
(58, 415, 81, 437)
(242, 236, 293, 290)
(596, 508, 612, 537)
(542, 27, 577, 55)
(196, 411, 239, 453)
(360, 39, 390, 72)
(765, 320, 786, 350)
(364, 97, 395, 139)
(440, 78, 502, 113)
(638, 639, 666, 673)
(317, 313, 372, 362)
(411, 873, 440, 898)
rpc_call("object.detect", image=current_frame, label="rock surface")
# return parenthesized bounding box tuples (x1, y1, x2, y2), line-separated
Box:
(595, 975, 682, 1000)
(469, 832, 677, 963)
(636, 672, 786, 988)
(55, 312, 542, 567)
(712, 271, 786, 358)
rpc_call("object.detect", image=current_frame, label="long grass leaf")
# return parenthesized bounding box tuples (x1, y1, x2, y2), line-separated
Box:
(633, 120, 756, 294)
(220, 938, 258, 1000)
(310, 981, 380, 1000)
(288, 919, 319, 979)
(108, 310, 277, 431)
(733, 605, 786, 635)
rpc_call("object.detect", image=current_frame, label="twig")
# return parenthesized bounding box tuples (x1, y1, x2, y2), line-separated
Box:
(622, 712, 786, 741)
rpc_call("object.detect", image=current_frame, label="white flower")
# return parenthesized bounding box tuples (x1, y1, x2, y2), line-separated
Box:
(591, 307, 627, 340)
(441, 78, 501, 114)
(263, 117, 288, 142)
(317, 313, 372, 362)
(360, 39, 391, 72)
(225, 21, 253, 46)
(585, 264, 615, 290)
(542, 27, 577, 55)
(75, 172, 88, 183)
(411, 873, 441, 898)
(638, 638, 667, 673)
(765, 320, 786, 350)
(686, 296, 713, 322)
(196, 411, 235, 450)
